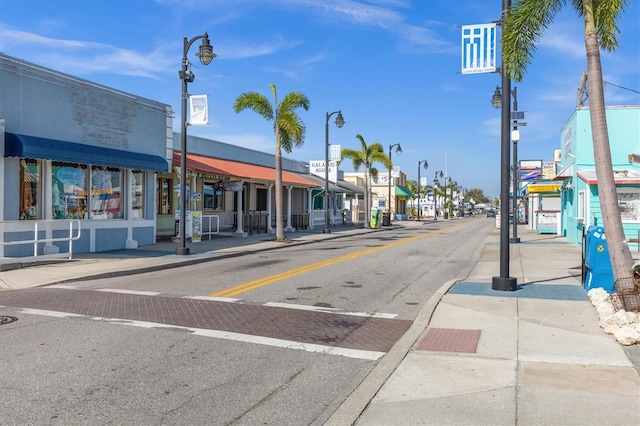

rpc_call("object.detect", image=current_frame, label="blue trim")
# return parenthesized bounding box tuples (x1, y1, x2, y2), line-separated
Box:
(5, 132, 168, 172)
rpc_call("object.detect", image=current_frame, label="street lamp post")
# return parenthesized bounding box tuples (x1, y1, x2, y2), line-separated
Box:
(388, 143, 402, 218)
(510, 87, 521, 244)
(433, 170, 443, 219)
(176, 32, 216, 256)
(324, 110, 345, 234)
(417, 160, 428, 221)
(491, 0, 517, 291)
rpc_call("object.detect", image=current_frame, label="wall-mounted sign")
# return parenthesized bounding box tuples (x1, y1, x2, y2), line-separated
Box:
(528, 183, 561, 193)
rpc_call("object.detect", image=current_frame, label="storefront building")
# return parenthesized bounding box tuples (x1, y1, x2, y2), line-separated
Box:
(554, 106, 640, 246)
(1, 54, 170, 258)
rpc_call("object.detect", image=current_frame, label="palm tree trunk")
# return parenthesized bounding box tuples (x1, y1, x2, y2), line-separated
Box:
(584, 1, 634, 281)
(364, 165, 371, 228)
(274, 131, 285, 241)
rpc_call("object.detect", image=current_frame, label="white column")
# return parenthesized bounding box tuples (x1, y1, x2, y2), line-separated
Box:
(285, 186, 294, 231)
(307, 188, 313, 229)
(267, 183, 273, 232)
(125, 170, 138, 249)
(235, 189, 245, 235)
(43, 160, 60, 255)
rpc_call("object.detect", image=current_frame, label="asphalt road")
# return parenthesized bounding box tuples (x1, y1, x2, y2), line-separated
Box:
(0, 218, 495, 425)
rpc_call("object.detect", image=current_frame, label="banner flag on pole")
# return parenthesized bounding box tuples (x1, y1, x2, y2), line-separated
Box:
(461, 23, 497, 74)
(189, 94, 208, 125)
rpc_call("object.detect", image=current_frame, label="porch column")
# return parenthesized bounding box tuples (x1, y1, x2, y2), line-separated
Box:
(235, 189, 244, 234)
(285, 186, 293, 232)
(267, 183, 273, 232)
(307, 188, 314, 229)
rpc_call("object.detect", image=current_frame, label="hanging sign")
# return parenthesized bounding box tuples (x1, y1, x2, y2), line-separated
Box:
(461, 23, 497, 74)
(189, 94, 208, 125)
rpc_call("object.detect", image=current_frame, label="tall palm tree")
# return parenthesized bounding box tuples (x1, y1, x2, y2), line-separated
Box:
(342, 135, 390, 228)
(233, 84, 310, 241)
(502, 0, 633, 282)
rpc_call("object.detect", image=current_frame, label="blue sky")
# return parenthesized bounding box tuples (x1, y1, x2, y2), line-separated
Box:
(1, 0, 638, 197)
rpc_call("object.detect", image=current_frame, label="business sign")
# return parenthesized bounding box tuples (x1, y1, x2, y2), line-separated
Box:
(520, 160, 543, 181)
(309, 160, 338, 183)
(225, 181, 244, 192)
(461, 23, 497, 74)
(527, 183, 561, 193)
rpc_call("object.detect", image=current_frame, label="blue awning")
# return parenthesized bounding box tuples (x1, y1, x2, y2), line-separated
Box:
(5, 132, 169, 172)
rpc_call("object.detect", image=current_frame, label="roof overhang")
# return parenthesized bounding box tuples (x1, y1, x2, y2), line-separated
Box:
(577, 169, 640, 185)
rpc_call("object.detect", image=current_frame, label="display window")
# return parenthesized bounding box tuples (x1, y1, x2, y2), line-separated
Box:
(20, 159, 41, 220)
(91, 167, 123, 219)
(157, 177, 173, 215)
(52, 163, 88, 219)
(132, 171, 145, 219)
(203, 182, 224, 211)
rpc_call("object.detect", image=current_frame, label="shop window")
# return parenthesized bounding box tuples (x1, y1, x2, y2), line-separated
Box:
(90, 167, 122, 219)
(157, 177, 173, 215)
(256, 188, 267, 211)
(52, 163, 88, 219)
(617, 188, 640, 223)
(132, 171, 145, 219)
(577, 190, 585, 221)
(20, 159, 41, 220)
(203, 182, 224, 211)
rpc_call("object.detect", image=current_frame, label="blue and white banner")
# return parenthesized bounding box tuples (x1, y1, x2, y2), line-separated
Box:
(461, 23, 497, 74)
(189, 94, 208, 125)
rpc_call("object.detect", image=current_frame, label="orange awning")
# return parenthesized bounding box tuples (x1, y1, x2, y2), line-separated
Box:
(173, 151, 318, 187)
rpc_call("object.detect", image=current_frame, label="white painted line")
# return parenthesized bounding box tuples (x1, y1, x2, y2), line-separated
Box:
(47, 284, 79, 289)
(183, 295, 241, 303)
(264, 302, 398, 319)
(96, 289, 161, 296)
(15, 307, 385, 361)
(19, 308, 85, 318)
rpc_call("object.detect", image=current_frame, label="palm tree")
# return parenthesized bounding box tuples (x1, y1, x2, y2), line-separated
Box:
(342, 135, 390, 228)
(233, 84, 310, 241)
(502, 0, 633, 282)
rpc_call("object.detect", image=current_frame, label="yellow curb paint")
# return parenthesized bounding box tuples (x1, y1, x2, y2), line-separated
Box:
(210, 222, 467, 298)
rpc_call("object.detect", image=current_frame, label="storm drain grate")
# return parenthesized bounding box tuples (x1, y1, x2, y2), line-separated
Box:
(418, 328, 481, 353)
(0, 316, 18, 326)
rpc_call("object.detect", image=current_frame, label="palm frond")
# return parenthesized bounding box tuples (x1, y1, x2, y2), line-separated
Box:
(503, 0, 564, 82)
(233, 92, 274, 120)
(593, 0, 628, 50)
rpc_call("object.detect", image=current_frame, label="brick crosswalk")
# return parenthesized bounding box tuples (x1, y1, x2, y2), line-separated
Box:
(0, 288, 411, 355)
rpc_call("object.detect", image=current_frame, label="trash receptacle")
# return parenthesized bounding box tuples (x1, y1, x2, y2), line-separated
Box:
(370, 208, 381, 228)
(382, 211, 391, 226)
(584, 225, 614, 292)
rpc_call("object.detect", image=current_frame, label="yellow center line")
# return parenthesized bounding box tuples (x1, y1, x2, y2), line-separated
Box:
(210, 221, 467, 298)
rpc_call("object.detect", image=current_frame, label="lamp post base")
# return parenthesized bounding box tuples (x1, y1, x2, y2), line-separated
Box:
(323, 229, 331, 234)
(510, 237, 521, 243)
(492, 276, 517, 291)
(175, 247, 191, 256)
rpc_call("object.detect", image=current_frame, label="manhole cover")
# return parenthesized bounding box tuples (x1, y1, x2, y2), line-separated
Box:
(0, 316, 18, 325)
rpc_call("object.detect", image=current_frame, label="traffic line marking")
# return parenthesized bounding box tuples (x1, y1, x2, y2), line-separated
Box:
(210, 223, 465, 298)
(13, 307, 385, 360)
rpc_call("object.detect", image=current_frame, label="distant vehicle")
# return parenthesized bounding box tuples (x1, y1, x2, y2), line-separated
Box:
(486, 209, 496, 218)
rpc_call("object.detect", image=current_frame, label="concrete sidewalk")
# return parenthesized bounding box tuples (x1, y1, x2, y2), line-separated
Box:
(329, 225, 640, 425)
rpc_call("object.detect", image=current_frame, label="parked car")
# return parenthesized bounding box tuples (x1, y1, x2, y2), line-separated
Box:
(486, 209, 496, 218)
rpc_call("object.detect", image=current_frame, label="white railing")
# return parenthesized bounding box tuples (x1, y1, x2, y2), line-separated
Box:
(201, 215, 220, 240)
(0, 219, 82, 264)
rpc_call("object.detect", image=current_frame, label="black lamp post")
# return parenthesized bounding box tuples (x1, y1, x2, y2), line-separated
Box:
(388, 143, 402, 218)
(417, 160, 428, 221)
(324, 110, 344, 234)
(176, 33, 216, 256)
(433, 170, 443, 219)
(510, 87, 521, 243)
(491, 0, 517, 290)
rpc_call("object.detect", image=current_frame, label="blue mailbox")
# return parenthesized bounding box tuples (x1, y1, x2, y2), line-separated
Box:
(584, 225, 614, 292)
